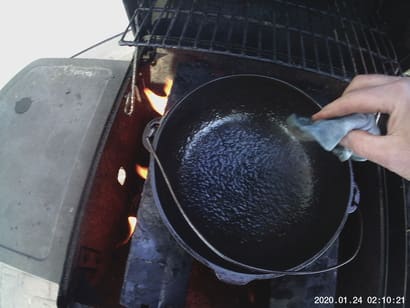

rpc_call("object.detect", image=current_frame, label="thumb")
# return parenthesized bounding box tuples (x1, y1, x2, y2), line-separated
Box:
(341, 131, 394, 169)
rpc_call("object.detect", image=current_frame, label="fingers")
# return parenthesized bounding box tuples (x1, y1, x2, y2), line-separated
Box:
(343, 74, 401, 95)
(312, 86, 388, 120)
(310, 75, 410, 180)
(340, 130, 396, 170)
(312, 79, 408, 120)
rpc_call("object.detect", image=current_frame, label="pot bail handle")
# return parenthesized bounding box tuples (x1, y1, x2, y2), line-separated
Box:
(143, 118, 162, 152)
(347, 180, 360, 214)
(144, 121, 363, 276)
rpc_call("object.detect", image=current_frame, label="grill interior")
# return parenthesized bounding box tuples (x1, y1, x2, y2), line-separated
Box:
(57, 1, 407, 306)
(120, 0, 401, 81)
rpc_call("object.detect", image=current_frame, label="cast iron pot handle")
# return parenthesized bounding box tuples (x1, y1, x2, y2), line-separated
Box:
(347, 181, 360, 214)
(143, 120, 363, 276)
(143, 118, 162, 151)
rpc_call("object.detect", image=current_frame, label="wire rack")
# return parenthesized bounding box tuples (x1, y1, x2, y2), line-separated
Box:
(120, 0, 401, 81)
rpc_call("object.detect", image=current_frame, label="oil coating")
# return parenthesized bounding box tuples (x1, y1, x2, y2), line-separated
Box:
(179, 113, 313, 237)
(176, 112, 318, 263)
(152, 75, 351, 270)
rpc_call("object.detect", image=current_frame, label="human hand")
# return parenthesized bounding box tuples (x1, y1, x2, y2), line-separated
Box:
(312, 74, 410, 180)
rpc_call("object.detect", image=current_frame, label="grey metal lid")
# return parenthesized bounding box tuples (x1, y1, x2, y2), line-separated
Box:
(0, 58, 129, 282)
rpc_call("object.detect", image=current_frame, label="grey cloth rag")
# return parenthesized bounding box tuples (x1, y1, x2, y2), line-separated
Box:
(286, 113, 381, 161)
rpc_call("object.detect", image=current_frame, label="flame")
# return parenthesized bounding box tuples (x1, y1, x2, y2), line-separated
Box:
(117, 216, 137, 247)
(128, 216, 137, 237)
(163, 78, 173, 96)
(136, 164, 148, 180)
(143, 78, 173, 116)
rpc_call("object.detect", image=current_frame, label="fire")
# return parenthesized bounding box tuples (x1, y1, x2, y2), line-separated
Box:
(163, 78, 173, 96)
(127, 216, 137, 238)
(136, 164, 148, 180)
(117, 216, 137, 247)
(143, 78, 173, 116)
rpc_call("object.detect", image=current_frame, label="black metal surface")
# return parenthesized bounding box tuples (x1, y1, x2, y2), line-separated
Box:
(384, 172, 407, 307)
(336, 164, 407, 308)
(120, 181, 341, 307)
(120, 182, 192, 308)
(150, 75, 353, 272)
(118, 56, 360, 305)
(118, 49, 406, 305)
(269, 242, 339, 307)
(120, 0, 400, 81)
(164, 50, 349, 111)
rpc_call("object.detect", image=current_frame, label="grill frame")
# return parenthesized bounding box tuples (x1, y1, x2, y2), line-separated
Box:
(119, 0, 401, 81)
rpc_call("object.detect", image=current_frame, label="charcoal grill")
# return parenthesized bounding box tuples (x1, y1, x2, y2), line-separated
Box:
(0, 0, 407, 307)
(104, 1, 408, 307)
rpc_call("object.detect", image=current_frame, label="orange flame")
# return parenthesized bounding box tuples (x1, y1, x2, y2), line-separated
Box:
(143, 78, 173, 116)
(136, 165, 148, 180)
(117, 216, 137, 247)
(128, 216, 137, 237)
(164, 78, 173, 96)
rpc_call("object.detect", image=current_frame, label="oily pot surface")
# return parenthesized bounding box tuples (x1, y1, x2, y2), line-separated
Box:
(152, 75, 351, 271)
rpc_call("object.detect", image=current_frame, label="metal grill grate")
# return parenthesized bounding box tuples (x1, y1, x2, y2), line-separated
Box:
(120, 0, 401, 81)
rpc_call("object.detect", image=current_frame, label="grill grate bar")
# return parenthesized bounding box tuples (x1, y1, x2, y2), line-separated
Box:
(285, 12, 291, 64)
(177, 1, 194, 47)
(348, 4, 378, 74)
(161, 0, 182, 46)
(210, 10, 220, 51)
(133, 3, 152, 42)
(350, 21, 368, 74)
(325, 37, 334, 77)
(225, 15, 234, 53)
(146, 2, 170, 45)
(241, 11, 249, 55)
(334, 0, 359, 76)
(379, 34, 396, 74)
(388, 39, 401, 75)
(193, 12, 206, 49)
(326, 2, 345, 78)
(271, 11, 277, 62)
(306, 8, 321, 73)
(368, 27, 388, 74)
(120, 0, 401, 81)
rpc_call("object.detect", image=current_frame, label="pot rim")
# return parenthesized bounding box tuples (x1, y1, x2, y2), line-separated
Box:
(148, 74, 356, 277)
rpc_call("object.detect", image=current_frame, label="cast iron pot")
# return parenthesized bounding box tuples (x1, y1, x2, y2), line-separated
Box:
(143, 75, 361, 284)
